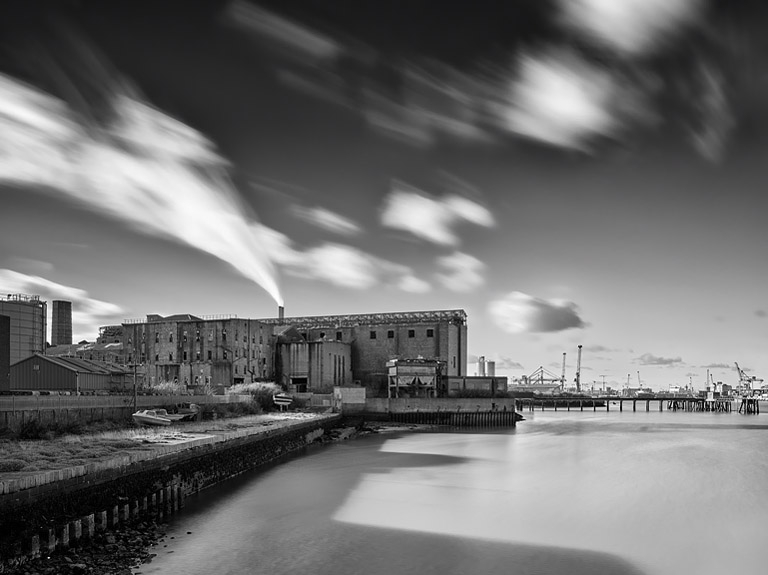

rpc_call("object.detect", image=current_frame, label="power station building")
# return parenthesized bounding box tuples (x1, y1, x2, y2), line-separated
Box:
(51, 300, 73, 346)
(0, 294, 47, 365)
(259, 309, 468, 396)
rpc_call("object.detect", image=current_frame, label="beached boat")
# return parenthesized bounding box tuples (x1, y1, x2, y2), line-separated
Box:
(132, 409, 172, 426)
(154, 409, 186, 422)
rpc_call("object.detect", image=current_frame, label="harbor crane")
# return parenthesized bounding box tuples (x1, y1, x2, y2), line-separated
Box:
(574, 345, 583, 393)
(560, 353, 567, 388)
(735, 362, 764, 395)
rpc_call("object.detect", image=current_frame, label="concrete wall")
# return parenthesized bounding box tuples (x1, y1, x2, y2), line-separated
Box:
(361, 397, 519, 413)
(0, 415, 341, 565)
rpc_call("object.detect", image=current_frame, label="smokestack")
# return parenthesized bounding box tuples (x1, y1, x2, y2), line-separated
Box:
(52, 300, 72, 346)
(278, 305, 284, 322)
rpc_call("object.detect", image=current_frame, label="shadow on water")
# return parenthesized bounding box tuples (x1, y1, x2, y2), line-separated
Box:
(142, 433, 649, 575)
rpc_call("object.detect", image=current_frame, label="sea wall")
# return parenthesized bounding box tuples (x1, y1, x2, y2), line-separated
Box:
(359, 397, 519, 414)
(0, 414, 341, 566)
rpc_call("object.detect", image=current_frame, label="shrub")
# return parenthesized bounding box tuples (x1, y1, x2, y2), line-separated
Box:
(0, 459, 27, 472)
(16, 420, 51, 440)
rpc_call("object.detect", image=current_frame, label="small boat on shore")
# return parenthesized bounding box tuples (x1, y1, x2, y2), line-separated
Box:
(154, 409, 186, 422)
(132, 409, 172, 426)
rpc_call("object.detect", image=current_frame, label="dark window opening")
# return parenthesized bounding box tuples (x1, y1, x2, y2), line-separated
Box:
(427, 329, 434, 338)
(370, 331, 377, 339)
(208, 350, 212, 360)
(387, 330, 394, 339)
(183, 351, 188, 361)
(155, 354, 159, 362)
(169, 353, 173, 362)
(336, 331, 342, 341)
(408, 329, 415, 338)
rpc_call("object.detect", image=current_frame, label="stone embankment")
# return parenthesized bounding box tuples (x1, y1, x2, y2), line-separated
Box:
(0, 413, 344, 572)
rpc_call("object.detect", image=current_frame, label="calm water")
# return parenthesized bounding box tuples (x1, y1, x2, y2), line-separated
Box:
(141, 411, 768, 575)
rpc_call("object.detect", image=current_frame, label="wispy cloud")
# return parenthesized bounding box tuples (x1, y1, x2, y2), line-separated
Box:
(488, 291, 587, 334)
(754, 310, 767, 318)
(380, 180, 494, 246)
(435, 252, 485, 292)
(0, 53, 283, 306)
(225, 0, 341, 61)
(638, 353, 684, 366)
(255, 224, 430, 293)
(584, 344, 617, 353)
(558, 0, 703, 57)
(0, 269, 123, 341)
(7, 258, 55, 275)
(290, 205, 362, 236)
(701, 362, 731, 369)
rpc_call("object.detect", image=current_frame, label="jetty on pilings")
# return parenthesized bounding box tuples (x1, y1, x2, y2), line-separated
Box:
(517, 396, 759, 414)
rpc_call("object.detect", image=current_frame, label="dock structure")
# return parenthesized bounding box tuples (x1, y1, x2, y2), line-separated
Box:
(517, 396, 752, 414)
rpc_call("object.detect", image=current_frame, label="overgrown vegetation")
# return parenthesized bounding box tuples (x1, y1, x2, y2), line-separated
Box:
(227, 382, 281, 412)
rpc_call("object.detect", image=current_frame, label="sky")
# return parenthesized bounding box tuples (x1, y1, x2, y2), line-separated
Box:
(1, 0, 767, 391)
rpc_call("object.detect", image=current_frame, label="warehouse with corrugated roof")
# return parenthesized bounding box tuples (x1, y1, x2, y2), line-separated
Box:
(8, 354, 130, 394)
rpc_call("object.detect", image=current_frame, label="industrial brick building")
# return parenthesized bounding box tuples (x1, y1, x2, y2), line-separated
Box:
(276, 326, 352, 393)
(121, 314, 275, 391)
(51, 300, 73, 346)
(260, 309, 468, 396)
(0, 294, 47, 365)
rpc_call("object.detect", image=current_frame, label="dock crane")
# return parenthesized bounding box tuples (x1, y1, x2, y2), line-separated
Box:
(735, 362, 764, 395)
(574, 345, 583, 393)
(560, 353, 567, 389)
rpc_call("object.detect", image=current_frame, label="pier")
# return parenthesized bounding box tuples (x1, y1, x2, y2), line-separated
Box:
(517, 396, 755, 414)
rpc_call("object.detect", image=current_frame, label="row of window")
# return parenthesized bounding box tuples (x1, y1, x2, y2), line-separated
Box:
(131, 331, 264, 345)
(370, 328, 434, 340)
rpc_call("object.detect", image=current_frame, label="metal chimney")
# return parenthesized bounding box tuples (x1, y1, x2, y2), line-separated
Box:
(278, 305, 284, 322)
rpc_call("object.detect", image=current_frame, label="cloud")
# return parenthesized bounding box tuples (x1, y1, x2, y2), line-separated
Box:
(435, 252, 485, 292)
(7, 258, 55, 275)
(380, 180, 495, 246)
(755, 310, 767, 318)
(488, 291, 587, 334)
(0, 63, 283, 307)
(0, 269, 124, 341)
(494, 356, 525, 370)
(225, 0, 341, 61)
(255, 225, 430, 293)
(638, 353, 684, 366)
(584, 344, 616, 353)
(498, 49, 622, 151)
(558, 0, 703, 57)
(290, 205, 362, 236)
(701, 363, 731, 369)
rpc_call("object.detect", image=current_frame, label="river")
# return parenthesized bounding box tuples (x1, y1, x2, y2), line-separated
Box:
(140, 410, 768, 575)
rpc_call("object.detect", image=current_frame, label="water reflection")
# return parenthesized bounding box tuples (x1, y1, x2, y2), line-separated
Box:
(142, 412, 768, 575)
